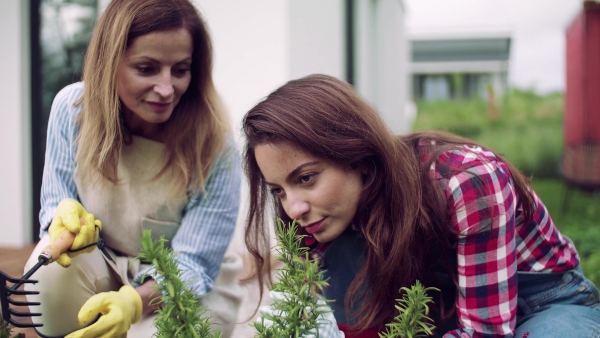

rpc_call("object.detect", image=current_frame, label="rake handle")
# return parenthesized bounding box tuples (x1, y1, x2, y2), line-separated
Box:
(13, 219, 82, 291)
(39, 217, 82, 265)
(40, 230, 76, 264)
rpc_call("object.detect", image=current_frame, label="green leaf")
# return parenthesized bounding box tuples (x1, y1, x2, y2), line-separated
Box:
(139, 229, 220, 338)
(253, 219, 331, 337)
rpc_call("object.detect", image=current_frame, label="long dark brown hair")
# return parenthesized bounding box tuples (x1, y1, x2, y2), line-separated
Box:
(242, 74, 534, 330)
(77, 0, 228, 194)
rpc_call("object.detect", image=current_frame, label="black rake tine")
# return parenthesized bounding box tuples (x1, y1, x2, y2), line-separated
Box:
(7, 316, 43, 328)
(9, 307, 42, 318)
(6, 295, 41, 307)
(1, 271, 37, 285)
(8, 277, 39, 292)
(7, 288, 40, 297)
(1, 270, 43, 328)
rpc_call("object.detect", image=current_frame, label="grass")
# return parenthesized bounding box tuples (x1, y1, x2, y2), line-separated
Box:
(412, 88, 600, 287)
(531, 179, 600, 286)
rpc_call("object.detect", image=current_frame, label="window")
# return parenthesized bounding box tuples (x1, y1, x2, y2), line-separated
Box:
(31, 0, 98, 239)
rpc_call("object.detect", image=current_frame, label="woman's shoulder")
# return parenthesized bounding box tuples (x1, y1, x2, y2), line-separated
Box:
(54, 82, 84, 102)
(441, 144, 498, 166)
(214, 133, 242, 170)
(429, 143, 507, 181)
(51, 82, 85, 117)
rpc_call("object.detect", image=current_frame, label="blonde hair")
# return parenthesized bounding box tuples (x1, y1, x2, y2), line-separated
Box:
(76, 0, 229, 194)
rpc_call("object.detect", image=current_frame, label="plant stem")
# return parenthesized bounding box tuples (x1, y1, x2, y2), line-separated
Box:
(138, 229, 221, 338)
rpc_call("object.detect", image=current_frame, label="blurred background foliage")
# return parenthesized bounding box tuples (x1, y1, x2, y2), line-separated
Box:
(40, 0, 97, 127)
(412, 90, 600, 286)
(413, 88, 564, 178)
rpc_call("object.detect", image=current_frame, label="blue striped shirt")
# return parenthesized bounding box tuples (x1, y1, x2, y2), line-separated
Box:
(39, 82, 241, 295)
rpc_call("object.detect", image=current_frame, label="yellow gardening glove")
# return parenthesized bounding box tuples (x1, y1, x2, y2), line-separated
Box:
(48, 198, 102, 267)
(65, 285, 143, 338)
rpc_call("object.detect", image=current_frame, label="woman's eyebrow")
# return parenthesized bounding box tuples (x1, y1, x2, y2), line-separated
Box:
(263, 161, 320, 186)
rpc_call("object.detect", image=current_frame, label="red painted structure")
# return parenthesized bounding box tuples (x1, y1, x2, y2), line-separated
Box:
(562, 1, 600, 190)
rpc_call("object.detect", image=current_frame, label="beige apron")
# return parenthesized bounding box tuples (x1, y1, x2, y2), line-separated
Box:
(25, 136, 242, 337)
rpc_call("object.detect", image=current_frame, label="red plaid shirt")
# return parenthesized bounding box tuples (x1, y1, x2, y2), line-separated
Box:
(308, 144, 579, 338)
(428, 144, 579, 338)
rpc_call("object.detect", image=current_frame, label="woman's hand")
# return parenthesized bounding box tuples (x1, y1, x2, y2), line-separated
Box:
(65, 285, 142, 338)
(48, 198, 102, 267)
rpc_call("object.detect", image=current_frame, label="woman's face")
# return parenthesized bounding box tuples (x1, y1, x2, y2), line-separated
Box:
(117, 28, 193, 139)
(254, 142, 364, 243)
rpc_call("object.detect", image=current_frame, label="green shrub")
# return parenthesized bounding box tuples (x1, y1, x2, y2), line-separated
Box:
(412, 88, 564, 178)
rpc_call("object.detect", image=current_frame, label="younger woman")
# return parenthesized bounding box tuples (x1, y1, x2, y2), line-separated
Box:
(242, 74, 600, 337)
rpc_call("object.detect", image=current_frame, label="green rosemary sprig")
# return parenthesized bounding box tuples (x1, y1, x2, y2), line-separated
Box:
(138, 229, 221, 338)
(379, 280, 439, 338)
(0, 316, 23, 338)
(0, 317, 11, 338)
(254, 219, 331, 338)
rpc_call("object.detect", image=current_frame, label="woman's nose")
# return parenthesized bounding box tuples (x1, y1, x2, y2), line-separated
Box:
(286, 194, 310, 220)
(154, 73, 174, 98)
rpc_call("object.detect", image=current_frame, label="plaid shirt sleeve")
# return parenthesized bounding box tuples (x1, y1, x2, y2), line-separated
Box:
(435, 146, 518, 338)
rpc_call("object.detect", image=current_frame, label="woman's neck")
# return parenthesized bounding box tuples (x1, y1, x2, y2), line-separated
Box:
(123, 110, 164, 142)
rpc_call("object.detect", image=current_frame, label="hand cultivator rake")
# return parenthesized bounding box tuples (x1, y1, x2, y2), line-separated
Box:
(0, 231, 75, 337)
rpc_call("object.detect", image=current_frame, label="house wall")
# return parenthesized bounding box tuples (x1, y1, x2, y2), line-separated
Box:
(197, 0, 291, 146)
(0, 0, 32, 247)
(354, 0, 411, 134)
(289, 0, 346, 80)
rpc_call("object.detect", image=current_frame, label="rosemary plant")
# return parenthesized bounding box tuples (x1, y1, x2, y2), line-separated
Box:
(138, 229, 221, 338)
(0, 317, 23, 338)
(379, 281, 439, 338)
(254, 219, 331, 338)
(0, 317, 11, 338)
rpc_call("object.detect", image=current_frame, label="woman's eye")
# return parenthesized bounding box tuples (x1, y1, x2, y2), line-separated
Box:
(173, 67, 190, 77)
(299, 173, 316, 184)
(269, 187, 283, 196)
(136, 66, 155, 75)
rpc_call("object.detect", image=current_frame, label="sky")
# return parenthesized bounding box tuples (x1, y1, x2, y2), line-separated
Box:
(404, 0, 585, 93)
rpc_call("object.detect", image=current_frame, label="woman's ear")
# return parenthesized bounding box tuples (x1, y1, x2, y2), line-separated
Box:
(360, 164, 369, 176)
(349, 162, 371, 181)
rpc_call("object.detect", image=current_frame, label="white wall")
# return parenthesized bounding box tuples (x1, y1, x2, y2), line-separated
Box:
(289, 0, 346, 80)
(196, 1, 290, 146)
(0, 0, 32, 247)
(200, 0, 349, 142)
(354, 0, 410, 134)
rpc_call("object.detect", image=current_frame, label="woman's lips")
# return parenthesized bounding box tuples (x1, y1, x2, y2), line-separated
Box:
(147, 101, 172, 112)
(303, 219, 324, 234)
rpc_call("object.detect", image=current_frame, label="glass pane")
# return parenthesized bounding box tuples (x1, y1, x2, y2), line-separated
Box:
(40, 0, 98, 127)
(31, 0, 98, 239)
